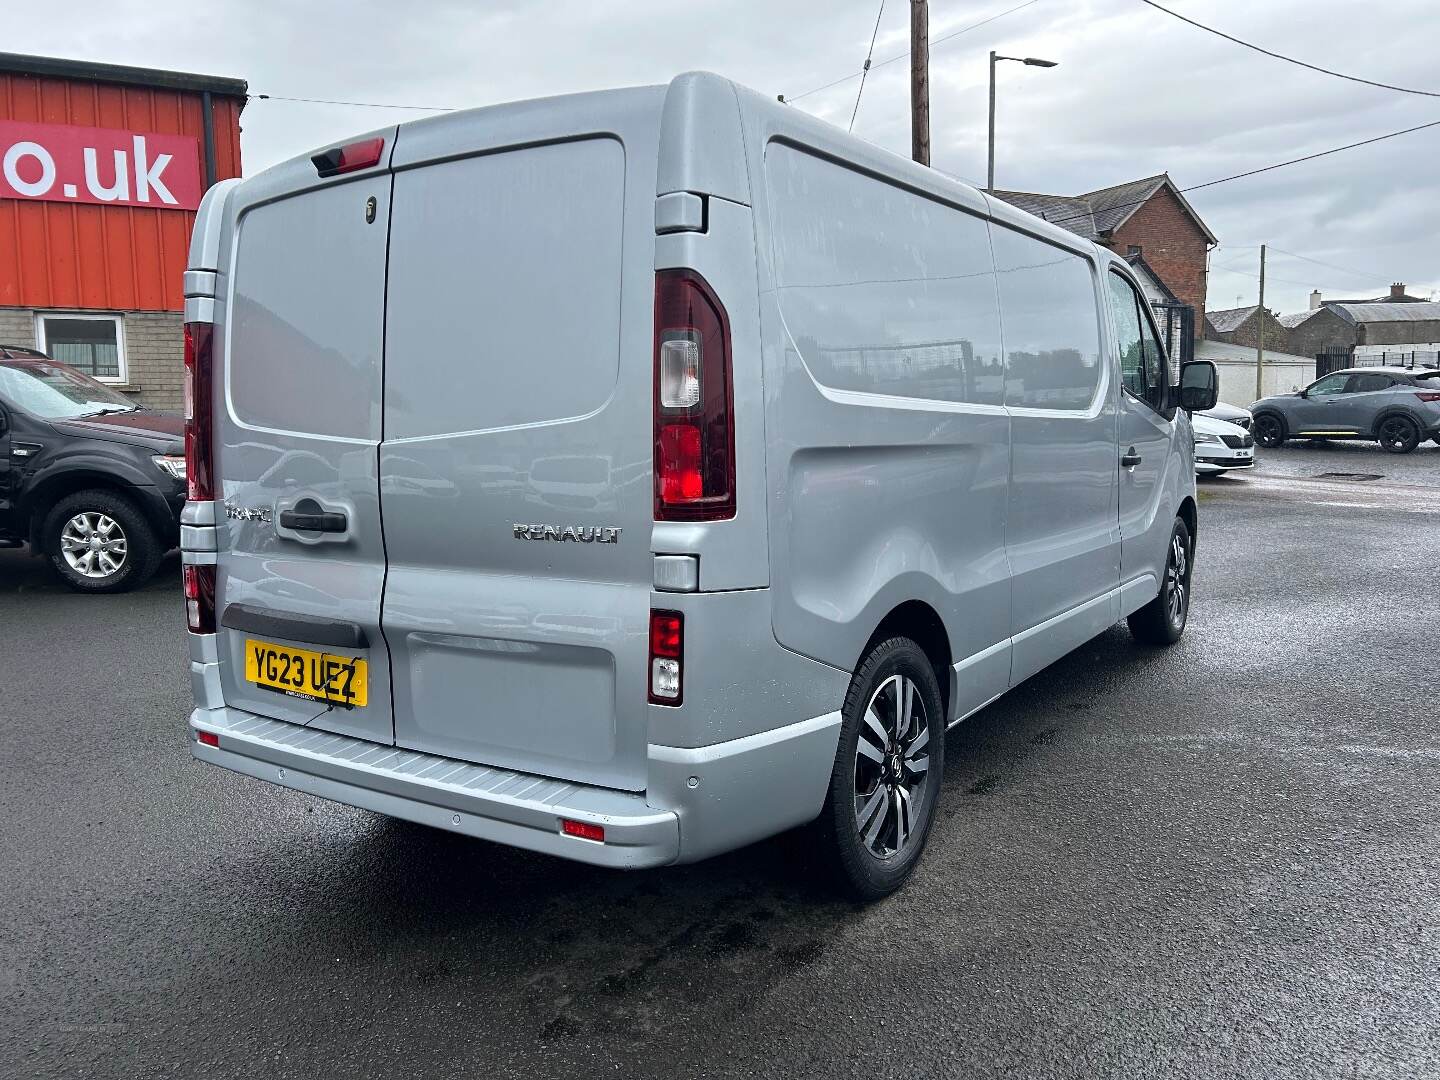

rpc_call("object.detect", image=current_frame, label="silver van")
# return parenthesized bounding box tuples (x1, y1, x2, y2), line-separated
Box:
(181, 73, 1218, 898)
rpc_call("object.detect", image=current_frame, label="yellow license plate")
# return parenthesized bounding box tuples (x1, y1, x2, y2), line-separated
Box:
(244, 638, 368, 708)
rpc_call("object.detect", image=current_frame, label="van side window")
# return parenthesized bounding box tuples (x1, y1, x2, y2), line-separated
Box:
(990, 227, 1103, 411)
(1106, 272, 1167, 412)
(765, 143, 1005, 407)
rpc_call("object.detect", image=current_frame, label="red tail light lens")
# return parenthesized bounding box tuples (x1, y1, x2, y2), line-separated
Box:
(183, 322, 214, 502)
(182, 564, 216, 634)
(561, 819, 605, 843)
(649, 610, 683, 705)
(1416, 391, 1440, 403)
(311, 136, 385, 178)
(654, 270, 735, 520)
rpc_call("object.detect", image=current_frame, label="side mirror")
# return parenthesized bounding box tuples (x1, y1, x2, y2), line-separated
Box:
(1177, 360, 1218, 413)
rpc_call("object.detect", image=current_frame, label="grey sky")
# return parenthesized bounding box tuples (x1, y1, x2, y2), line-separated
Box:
(11, 0, 1438, 314)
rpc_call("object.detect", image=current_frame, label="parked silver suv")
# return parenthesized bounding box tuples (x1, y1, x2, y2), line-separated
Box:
(180, 72, 1218, 899)
(1252, 367, 1440, 453)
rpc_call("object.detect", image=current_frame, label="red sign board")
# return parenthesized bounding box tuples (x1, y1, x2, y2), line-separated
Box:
(0, 120, 202, 212)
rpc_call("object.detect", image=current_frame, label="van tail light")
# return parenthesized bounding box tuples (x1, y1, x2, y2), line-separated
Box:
(649, 610, 683, 705)
(561, 819, 605, 843)
(654, 270, 735, 520)
(311, 136, 385, 178)
(183, 322, 214, 502)
(1416, 391, 1440, 403)
(183, 564, 216, 634)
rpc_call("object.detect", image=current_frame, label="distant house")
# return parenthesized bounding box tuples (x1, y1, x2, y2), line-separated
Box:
(1309, 283, 1430, 308)
(1282, 301, 1440, 358)
(1204, 305, 1288, 351)
(1280, 306, 1355, 358)
(990, 174, 1217, 344)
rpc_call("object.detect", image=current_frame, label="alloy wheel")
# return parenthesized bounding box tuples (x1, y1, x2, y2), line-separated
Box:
(1165, 530, 1189, 627)
(853, 673, 932, 860)
(1255, 415, 1282, 447)
(1378, 416, 1416, 453)
(59, 512, 128, 579)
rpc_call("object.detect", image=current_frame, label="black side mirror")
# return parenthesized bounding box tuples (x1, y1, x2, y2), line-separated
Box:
(1177, 360, 1218, 412)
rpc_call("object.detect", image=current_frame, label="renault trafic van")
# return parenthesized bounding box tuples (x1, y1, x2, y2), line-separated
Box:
(182, 73, 1218, 898)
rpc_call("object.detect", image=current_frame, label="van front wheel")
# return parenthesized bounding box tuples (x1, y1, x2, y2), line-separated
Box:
(1127, 517, 1193, 646)
(814, 637, 945, 901)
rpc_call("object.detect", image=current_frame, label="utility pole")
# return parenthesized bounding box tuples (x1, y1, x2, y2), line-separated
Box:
(910, 0, 930, 165)
(1254, 244, 1267, 401)
(987, 51, 997, 189)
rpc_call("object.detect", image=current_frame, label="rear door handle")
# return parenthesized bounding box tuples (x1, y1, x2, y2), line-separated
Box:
(1121, 449, 1142, 468)
(278, 509, 347, 532)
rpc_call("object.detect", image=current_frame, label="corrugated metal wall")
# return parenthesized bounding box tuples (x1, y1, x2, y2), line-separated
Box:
(0, 73, 243, 312)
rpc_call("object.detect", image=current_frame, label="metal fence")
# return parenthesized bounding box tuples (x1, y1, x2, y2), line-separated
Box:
(1150, 300, 1193, 381)
(1353, 349, 1439, 370)
(1315, 346, 1354, 378)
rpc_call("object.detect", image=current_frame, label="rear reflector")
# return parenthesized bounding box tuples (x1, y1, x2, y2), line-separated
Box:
(183, 322, 214, 502)
(561, 819, 605, 842)
(312, 137, 385, 178)
(1416, 391, 1440, 403)
(653, 270, 735, 521)
(182, 564, 216, 634)
(649, 610, 683, 705)
(196, 730, 219, 748)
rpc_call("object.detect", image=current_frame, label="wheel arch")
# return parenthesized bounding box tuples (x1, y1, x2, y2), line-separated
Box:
(24, 470, 154, 546)
(1370, 406, 1423, 438)
(860, 600, 954, 723)
(1177, 494, 1198, 551)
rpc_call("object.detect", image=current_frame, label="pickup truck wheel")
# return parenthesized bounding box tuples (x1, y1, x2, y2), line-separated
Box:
(42, 489, 161, 594)
(814, 637, 945, 901)
(1128, 517, 1192, 646)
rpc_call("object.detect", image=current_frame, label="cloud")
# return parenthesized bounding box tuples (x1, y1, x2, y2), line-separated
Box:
(8, 0, 1438, 310)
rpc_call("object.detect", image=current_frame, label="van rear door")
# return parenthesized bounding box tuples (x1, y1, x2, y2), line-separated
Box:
(379, 93, 663, 791)
(212, 134, 397, 745)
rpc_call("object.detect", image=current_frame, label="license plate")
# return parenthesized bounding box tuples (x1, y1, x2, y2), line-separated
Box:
(244, 638, 368, 707)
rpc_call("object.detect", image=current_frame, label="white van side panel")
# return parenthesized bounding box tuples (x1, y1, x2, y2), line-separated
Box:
(749, 130, 1013, 717)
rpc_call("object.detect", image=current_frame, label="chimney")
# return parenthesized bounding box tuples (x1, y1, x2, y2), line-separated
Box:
(1309, 289, 1322, 310)
(1390, 282, 1406, 299)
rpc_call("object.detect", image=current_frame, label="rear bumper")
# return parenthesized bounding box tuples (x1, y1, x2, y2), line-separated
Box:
(190, 705, 840, 869)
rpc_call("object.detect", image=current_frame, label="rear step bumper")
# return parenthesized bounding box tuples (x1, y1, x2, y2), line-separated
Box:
(189, 707, 679, 868)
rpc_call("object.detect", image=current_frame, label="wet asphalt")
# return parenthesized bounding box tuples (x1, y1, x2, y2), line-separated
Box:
(1, 442, 1436, 1080)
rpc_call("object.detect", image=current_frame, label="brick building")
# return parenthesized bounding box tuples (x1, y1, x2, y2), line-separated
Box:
(0, 52, 246, 410)
(991, 174, 1217, 343)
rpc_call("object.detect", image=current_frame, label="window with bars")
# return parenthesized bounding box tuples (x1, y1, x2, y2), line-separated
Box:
(35, 315, 125, 381)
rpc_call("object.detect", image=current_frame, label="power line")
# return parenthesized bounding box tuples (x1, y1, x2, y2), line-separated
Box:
(253, 93, 456, 111)
(1138, 0, 1440, 99)
(1267, 247, 1402, 285)
(786, 0, 1043, 103)
(850, 0, 888, 132)
(1036, 117, 1440, 232)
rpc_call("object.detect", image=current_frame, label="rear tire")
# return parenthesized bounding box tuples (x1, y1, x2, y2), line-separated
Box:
(1128, 517, 1193, 646)
(42, 489, 161, 594)
(813, 636, 945, 901)
(1254, 412, 1287, 448)
(1377, 415, 1420, 454)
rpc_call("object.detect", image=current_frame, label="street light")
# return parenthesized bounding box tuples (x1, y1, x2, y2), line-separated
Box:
(987, 51, 1058, 191)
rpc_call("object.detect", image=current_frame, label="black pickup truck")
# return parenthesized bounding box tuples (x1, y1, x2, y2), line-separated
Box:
(0, 346, 184, 592)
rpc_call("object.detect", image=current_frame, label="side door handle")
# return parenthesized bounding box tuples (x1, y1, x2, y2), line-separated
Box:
(1121, 448, 1142, 468)
(278, 509, 348, 532)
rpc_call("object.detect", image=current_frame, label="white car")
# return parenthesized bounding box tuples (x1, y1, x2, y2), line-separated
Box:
(1193, 412, 1255, 475)
(1202, 400, 1253, 430)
